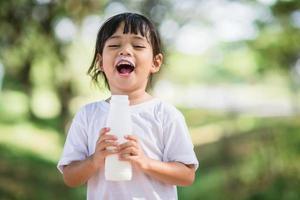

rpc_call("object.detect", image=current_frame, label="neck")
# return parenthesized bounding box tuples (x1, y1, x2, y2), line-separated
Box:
(109, 88, 153, 105)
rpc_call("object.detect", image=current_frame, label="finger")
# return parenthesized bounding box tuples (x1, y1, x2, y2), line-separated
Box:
(102, 148, 119, 156)
(124, 135, 138, 142)
(119, 141, 137, 150)
(99, 140, 119, 151)
(100, 127, 110, 136)
(119, 147, 138, 156)
(98, 134, 118, 144)
(119, 153, 136, 161)
(97, 128, 111, 143)
(94, 143, 119, 157)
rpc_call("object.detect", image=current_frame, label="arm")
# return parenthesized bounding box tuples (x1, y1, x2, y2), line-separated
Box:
(62, 156, 98, 187)
(63, 127, 118, 187)
(142, 159, 195, 186)
(119, 135, 196, 186)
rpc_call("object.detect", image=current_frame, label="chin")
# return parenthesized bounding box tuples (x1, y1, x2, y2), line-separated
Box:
(114, 84, 136, 93)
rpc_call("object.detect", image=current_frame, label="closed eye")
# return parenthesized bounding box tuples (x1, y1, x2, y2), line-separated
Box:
(133, 45, 146, 49)
(108, 45, 120, 48)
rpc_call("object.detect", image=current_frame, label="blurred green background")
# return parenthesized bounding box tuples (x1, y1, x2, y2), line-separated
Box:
(1, 0, 300, 199)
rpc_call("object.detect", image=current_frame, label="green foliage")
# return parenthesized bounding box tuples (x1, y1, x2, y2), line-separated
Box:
(178, 118, 300, 200)
(0, 144, 85, 200)
(0, 0, 107, 128)
(0, 0, 299, 199)
(250, 0, 300, 74)
(0, 90, 29, 122)
(165, 52, 206, 84)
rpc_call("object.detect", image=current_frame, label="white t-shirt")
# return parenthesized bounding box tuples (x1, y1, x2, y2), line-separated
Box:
(57, 98, 198, 200)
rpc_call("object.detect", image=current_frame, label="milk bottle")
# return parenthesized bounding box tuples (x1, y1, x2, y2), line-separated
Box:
(105, 95, 132, 181)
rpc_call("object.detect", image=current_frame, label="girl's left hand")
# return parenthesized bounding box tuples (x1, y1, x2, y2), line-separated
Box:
(118, 135, 149, 170)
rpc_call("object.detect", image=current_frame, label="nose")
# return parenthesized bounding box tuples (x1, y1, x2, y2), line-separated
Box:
(119, 44, 133, 56)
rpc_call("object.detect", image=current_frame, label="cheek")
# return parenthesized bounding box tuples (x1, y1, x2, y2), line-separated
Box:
(102, 56, 115, 67)
(101, 62, 114, 74)
(139, 52, 154, 64)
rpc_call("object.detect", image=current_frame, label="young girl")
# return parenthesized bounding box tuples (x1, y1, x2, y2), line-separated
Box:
(57, 12, 198, 200)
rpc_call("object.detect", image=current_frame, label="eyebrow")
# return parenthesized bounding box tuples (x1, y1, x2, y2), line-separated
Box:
(108, 35, 147, 41)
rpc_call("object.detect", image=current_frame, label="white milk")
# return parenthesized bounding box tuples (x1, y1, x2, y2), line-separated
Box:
(105, 95, 132, 181)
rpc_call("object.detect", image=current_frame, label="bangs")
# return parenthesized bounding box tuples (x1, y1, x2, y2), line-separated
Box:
(97, 13, 153, 53)
(94, 12, 162, 56)
(122, 16, 149, 38)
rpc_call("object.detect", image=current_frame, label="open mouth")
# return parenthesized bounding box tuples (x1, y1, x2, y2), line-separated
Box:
(116, 61, 135, 75)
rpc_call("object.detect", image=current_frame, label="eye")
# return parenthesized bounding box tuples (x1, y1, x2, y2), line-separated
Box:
(133, 45, 146, 49)
(108, 44, 120, 48)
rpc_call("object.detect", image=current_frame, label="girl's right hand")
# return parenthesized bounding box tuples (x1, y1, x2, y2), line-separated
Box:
(91, 127, 119, 169)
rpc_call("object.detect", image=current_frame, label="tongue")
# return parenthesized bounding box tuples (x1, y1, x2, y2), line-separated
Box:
(120, 68, 132, 74)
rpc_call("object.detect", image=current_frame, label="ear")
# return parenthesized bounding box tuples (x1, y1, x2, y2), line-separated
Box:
(151, 53, 163, 73)
(96, 53, 103, 71)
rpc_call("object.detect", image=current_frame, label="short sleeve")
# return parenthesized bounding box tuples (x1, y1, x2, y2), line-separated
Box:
(162, 113, 199, 170)
(57, 108, 89, 173)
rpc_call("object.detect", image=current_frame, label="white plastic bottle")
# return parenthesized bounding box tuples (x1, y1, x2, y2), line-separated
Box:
(105, 95, 132, 181)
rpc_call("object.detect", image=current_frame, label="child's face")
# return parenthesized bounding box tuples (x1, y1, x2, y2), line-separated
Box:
(98, 22, 163, 94)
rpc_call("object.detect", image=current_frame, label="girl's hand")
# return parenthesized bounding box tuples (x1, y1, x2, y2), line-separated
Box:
(91, 127, 119, 169)
(118, 135, 149, 170)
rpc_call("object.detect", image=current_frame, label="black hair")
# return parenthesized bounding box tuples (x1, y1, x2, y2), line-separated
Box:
(87, 12, 163, 89)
